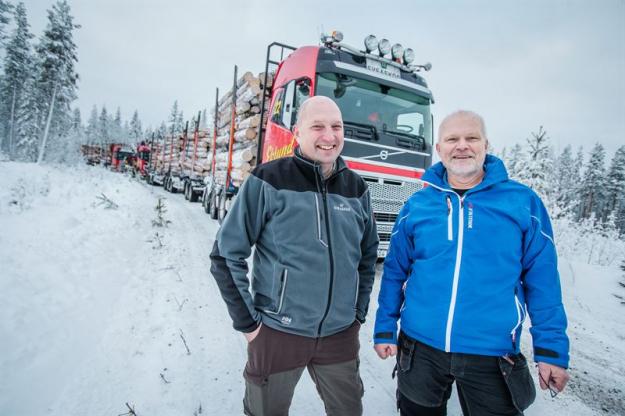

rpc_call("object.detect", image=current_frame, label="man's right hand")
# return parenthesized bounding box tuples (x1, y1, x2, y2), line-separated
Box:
(374, 343, 397, 359)
(244, 323, 262, 343)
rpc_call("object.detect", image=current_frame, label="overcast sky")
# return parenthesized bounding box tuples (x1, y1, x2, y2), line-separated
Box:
(20, 0, 625, 155)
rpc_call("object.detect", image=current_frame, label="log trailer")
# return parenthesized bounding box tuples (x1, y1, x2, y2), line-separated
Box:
(203, 31, 434, 257)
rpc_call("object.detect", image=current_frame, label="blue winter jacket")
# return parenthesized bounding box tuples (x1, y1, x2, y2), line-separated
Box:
(374, 155, 570, 368)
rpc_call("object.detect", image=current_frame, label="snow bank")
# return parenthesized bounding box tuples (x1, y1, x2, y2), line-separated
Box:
(1, 161, 622, 415)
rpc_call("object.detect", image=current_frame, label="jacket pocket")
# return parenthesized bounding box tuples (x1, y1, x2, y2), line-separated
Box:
(314, 194, 328, 247)
(263, 269, 288, 315)
(498, 353, 536, 412)
(509, 291, 526, 349)
(397, 332, 417, 373)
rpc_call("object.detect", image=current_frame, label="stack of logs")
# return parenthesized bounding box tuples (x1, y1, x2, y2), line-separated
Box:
(210, 71, 273, 186)
(180, 129, 212, 175)
(153, 135, 182, 174)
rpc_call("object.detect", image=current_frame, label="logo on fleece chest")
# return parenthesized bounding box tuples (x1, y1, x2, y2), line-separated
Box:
(333, 202, 352, 212)
(467, 202, 474, 229)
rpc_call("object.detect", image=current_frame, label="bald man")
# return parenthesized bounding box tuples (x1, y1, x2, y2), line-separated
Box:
(211, 96, 379, 416)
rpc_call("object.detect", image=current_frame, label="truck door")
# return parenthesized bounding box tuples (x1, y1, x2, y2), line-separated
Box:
(263, 78, 311, 162)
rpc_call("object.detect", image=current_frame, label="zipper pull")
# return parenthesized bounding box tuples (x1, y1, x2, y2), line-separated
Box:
(446, 195, 451, 214)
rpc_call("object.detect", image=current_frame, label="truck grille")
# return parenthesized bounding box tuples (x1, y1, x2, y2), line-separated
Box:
(378, 232, 391, 243)
(362, 176, 423, 257)
(363, 176, 423, 213)
(374, 212, 397, 223)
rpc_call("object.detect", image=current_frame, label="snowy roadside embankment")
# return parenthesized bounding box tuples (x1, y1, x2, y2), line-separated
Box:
(1, 161, 622, 415)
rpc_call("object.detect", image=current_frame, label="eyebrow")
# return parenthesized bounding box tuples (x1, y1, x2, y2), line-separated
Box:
(309, 120, 343, 124)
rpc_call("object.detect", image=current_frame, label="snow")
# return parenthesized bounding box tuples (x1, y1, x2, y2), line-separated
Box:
(1, 160, 623, 415)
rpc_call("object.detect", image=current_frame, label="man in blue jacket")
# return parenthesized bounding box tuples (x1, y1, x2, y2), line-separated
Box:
(374, 110, 569, 415)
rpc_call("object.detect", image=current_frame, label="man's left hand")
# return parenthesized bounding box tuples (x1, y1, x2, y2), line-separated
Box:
(537, 362, 570, 393)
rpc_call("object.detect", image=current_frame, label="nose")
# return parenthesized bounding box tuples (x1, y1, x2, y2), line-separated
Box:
(455, 138, 470, 150)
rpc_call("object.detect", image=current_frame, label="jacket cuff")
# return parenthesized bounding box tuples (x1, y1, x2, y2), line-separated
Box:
(533, 346, 569, 369)
(374, 331, 397, 345)
(238, 320, 261, 334)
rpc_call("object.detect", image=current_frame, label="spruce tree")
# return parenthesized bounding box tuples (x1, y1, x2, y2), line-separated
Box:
(515, 126, 555, 203)
(605, 146, 625, 224)
(14, 55, 42, 161)
(579, 143, 607, 221)
(60, 106, 83, 164)
(555, 145, 580, 217)
(85, 105, 98, 145)
(506, 143, 524, 179)
(169, 100, 180, 133)
(98, 106, 110, 145)
(1, 2, 33, 158)
(129, 110, 142, 144)
(0, 0, 11, 47)
(34, 0, 80, 163)
(112, 107, 122, 143)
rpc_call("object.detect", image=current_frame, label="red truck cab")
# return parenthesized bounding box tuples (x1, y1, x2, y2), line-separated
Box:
(257, 32, 434, 256)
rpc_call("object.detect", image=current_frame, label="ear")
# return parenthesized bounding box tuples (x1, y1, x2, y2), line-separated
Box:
(435, 142, 441, 154)
(293, 125, 302, 145)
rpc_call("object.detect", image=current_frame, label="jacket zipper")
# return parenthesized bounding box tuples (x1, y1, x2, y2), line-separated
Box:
(446, 195, 453, 241)
(317, 174, 335, 336)
(445, 193, 464, 352)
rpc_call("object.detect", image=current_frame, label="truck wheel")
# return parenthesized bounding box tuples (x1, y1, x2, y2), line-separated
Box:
(218, 194, 228, 224)
(189, 188, 199, 202)
(209, 192, 218, 220)
(202, 190, 210, 213)
(184, 183, 190, 200)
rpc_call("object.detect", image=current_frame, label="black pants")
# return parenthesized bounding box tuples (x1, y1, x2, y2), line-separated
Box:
(396, 332, 536, 416)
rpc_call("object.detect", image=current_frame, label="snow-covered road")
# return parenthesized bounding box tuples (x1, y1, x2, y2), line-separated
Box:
(1, 162, 621, 415)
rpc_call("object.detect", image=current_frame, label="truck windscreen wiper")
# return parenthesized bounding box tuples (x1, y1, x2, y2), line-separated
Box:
(343, 120, 378, 141)
(383, 129, 425, 150)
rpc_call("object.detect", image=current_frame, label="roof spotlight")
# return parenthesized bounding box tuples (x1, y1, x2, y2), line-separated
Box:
(403, 48, 415, 64)
(331, 30, 344, 42)
(364, 35, 378, 52)
(378, 38, 391, 56)
(391, 43, 404, 60)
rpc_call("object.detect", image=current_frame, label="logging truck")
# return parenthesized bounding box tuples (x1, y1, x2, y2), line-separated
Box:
(202, 31, 434, 257)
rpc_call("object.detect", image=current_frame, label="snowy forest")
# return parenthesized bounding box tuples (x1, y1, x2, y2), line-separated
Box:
(1, 1, 624, 260)
(0, 1, 210, 164)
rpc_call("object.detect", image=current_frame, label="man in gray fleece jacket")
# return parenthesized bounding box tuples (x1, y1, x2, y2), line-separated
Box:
(210, 96, 379, 416)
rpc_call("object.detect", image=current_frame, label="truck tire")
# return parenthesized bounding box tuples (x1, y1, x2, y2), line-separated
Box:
(202, 190, 210, 213)
(184, 182, 190, 201)
(218, 194, 228, 224)
(209, 192, 218, 220)
(189, 187, 199, 203)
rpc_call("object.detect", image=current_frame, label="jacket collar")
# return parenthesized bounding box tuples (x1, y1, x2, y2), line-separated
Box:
(293, 147, 348, 181)
(422, 154, 509, 193)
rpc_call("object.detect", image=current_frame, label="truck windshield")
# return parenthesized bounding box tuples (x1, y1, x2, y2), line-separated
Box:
(315, 72, 432, 145)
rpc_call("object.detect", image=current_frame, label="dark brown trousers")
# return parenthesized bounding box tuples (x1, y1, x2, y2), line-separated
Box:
(243, 321, 363, 416)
